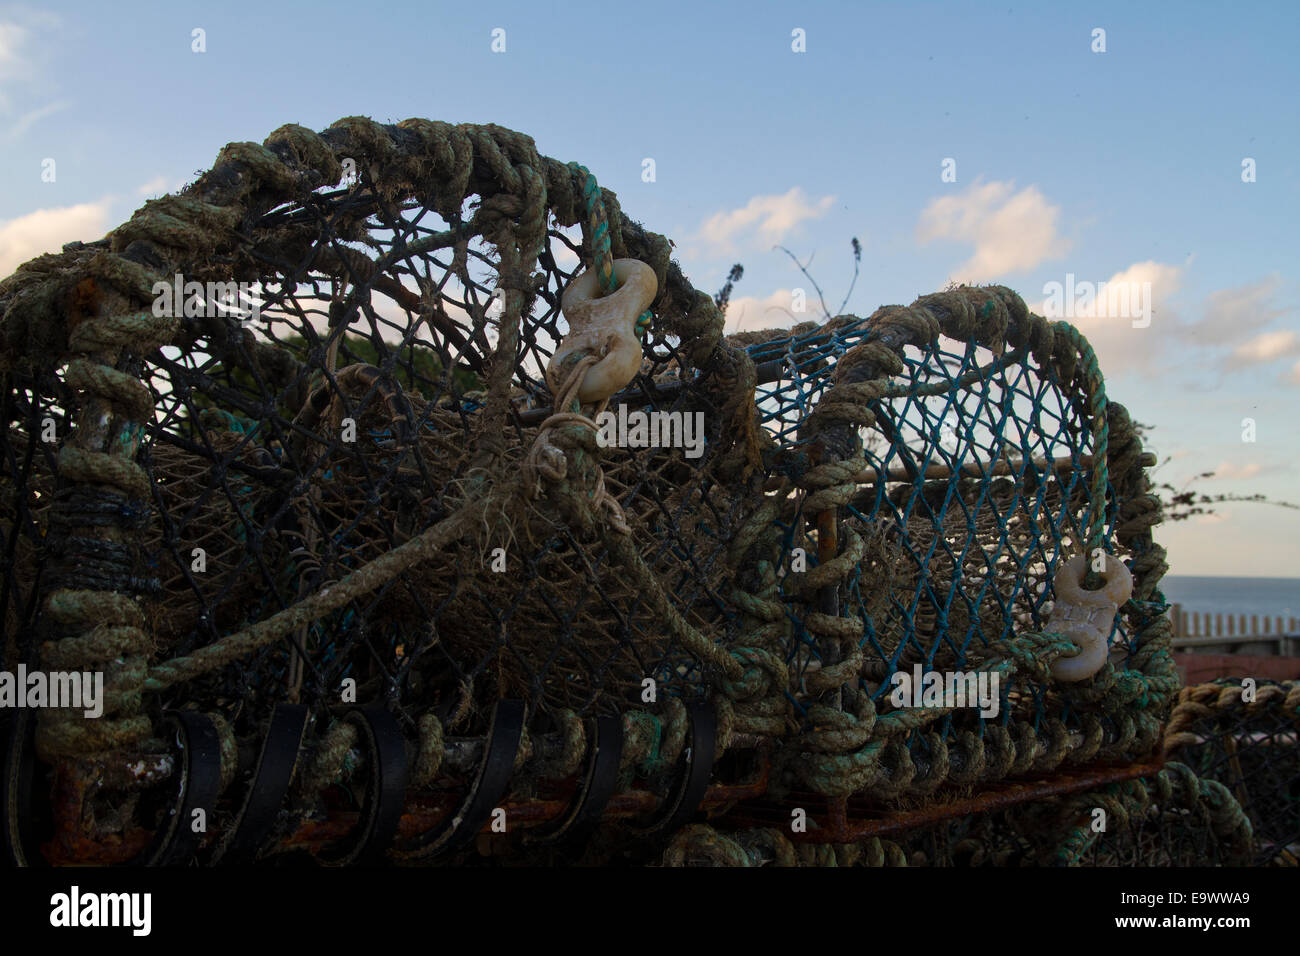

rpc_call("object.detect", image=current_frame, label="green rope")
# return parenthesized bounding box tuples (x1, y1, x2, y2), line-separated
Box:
(567, 162, 655, 339)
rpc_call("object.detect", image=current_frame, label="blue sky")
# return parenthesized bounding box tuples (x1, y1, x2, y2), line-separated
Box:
(1, 0, 1296, 576)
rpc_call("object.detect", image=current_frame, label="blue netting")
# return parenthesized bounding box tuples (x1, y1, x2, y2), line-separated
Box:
(742, 318, 1137, 749)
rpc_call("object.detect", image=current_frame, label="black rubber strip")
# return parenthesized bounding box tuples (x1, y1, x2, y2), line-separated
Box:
(629, 699, 716, 838)
(527, 713, 623, 846)
(395, 698, 524, 858)
(318, 707, 409, 866)
(214, 703, 310, 864)
(137, 711, 223, 866)
(1, 709, 46, 867)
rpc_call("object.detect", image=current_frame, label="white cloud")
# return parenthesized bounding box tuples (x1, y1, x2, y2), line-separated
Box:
(136, 175, 174, 197)
(1207, 460, 1263, 481)
(549, 242, 579, 270)
(1225, 329, 1300, 370)
(0, 9, 60, 114)
(1178, 274, 1286, 347)
(1028, 260, 1184, 376)
(0, 20, 25, 67)
(721, 288, 813, 333)
(916, 179, 1069, 281)
(0, 200, 111, 277)
(0, 21, 27, 112)
(1286, 359, 1300, 387)
(694, 188, 834, 255)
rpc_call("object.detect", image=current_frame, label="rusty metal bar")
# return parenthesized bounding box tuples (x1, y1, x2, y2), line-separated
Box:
(727, 760, 1167, 844)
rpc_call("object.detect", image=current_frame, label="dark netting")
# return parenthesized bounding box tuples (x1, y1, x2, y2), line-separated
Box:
(1, 369, 70, 663)
(127, 204, 750, 731)
(1163, 679, 1300, 866)
(0, 117, 1183, 865)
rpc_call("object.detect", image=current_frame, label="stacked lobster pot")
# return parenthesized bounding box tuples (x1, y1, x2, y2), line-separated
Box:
(0, 116, 1189, 867)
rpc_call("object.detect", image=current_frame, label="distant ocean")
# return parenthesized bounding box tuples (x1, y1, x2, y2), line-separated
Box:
(1159, 576, 1299, 622)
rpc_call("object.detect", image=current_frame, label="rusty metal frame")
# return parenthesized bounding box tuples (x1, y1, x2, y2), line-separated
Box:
(725, 758, 1166, 843)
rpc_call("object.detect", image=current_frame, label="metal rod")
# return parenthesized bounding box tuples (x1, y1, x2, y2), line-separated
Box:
(856, 451, 1156, 485)
(727, 760, 1167, 844)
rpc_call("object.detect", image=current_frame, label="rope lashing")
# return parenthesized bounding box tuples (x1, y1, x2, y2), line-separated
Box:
(1051, 761, 1254, 866)
(522, 165, 659, 531)
(36, 310, 179, 761)
(520, 352, 633, 534)
(568, 163, 655, 337)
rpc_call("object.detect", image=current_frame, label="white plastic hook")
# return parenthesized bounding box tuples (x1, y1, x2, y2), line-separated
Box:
(1046, 553, 1133, 682)
(548, 258, 657, 404)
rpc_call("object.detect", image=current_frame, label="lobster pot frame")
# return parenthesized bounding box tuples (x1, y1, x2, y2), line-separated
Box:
(1, 116, 1174, 866)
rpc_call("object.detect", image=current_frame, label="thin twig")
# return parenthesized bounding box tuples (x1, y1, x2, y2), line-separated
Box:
(834, 237, 862, 317)
(775, 245, 832, 320)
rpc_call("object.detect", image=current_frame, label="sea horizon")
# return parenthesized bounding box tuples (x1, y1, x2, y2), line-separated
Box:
(1158, 575, 1298, 622)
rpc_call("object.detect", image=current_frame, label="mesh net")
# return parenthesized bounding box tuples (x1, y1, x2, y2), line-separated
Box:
(0, 117, 1179, 863)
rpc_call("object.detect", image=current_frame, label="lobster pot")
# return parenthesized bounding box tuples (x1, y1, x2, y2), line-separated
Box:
(0, 115, 1177, 866)
(0, 168, 757, 741)
(737, 296, 1177, 803)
